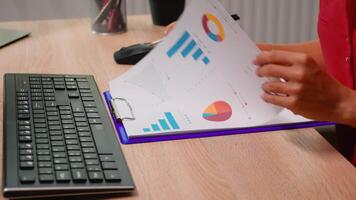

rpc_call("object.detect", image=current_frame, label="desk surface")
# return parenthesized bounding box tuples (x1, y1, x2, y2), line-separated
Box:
(0, 16, 355, 200)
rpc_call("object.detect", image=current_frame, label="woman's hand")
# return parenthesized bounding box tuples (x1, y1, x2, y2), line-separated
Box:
(255, 50, 356, 125)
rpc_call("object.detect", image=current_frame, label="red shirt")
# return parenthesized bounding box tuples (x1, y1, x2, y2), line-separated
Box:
(318, 0, 356, 166)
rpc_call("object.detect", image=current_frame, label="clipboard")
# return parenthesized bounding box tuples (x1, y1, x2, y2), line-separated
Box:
(103, 91, 334, 144)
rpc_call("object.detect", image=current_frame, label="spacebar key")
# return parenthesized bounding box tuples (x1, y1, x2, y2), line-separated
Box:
(90, 124, 113, 154)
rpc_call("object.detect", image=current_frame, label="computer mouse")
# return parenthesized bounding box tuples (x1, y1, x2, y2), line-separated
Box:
(113, 42, 155, 65)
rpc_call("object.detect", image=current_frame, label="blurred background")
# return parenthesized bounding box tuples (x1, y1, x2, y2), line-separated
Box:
(0, 0, 319, 43)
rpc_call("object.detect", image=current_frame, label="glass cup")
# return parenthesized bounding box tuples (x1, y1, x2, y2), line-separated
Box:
(91, 0, 127, 34)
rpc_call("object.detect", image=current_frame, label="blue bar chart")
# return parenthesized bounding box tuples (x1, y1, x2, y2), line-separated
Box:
(143, 112, 181, 133)
(167, 31, 211, 65)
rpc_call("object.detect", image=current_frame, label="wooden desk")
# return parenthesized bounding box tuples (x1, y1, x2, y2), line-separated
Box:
(0, 16, 355, 200)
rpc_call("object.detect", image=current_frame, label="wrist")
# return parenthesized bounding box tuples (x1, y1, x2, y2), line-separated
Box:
(335, 88, 356, 127)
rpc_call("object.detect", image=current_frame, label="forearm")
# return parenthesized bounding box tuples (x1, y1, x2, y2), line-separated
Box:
(257, 40, 325, 68)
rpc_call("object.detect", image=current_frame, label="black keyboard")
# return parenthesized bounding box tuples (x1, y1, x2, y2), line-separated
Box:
(3, 74, 134, 198)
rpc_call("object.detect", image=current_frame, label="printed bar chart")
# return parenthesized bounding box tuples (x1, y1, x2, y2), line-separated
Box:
(167, 32, 191, 58)
(167, 31, 211, 65)
(159, 119, 170, 130)
(181, 40, 197, 57)
(193, 49, 203, 60)
(142, 112, 181, 133)
(164, 112, 180, 129)
(151, 124, 160, 131)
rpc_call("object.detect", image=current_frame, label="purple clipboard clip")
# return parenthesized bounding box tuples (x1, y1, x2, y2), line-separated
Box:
(103, 91, 334, 144)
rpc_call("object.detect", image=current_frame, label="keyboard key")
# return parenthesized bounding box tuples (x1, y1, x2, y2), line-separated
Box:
(56, 171, 71, 182)
(45, 101, 56, 107)
(71, 102, 84, 113)
(48, 121, 60, 125)
(52, 141, 65, 146)
(36, 144, 50, 149)
(20, 161, 34, 169)
(78, 132, 91, 137)
(19, 130, 31, 136)
(83, 102, 96, 108)
(81, 142, 95, 148)
(18, 126, 31, 131)
(68, 151, 81, 157)
(19, 136, 32, 142)
(73, 113, 85, 117)
(38, 162, 52, 168)
(58, 106, 71, 110)
(82, 148, 96, 153)
(39, 168, 53, 174)
(67, 85, 78, 90)
(89, 171, 103, 182)
(37, 150, 50, 155)
(65, 135, 78, 140)
(34, 114, 45, 119)
(20, 149, 33, 155)
(100, 155, 115, 162)
(88, 118, 102, 124)
(102, 162, 118, 170)
(68, 92, 79, 98)
(69, 157, 82, 163)
(19, 143, 32, 149)
(85, 108, 97, 113)
(77, 127, 89, 132)
(53, 152, 66, 158)
(104, 170, 121, 182)
(38, 156, 51, 161)
(63, 124, 75, 129)
(20, 155, 33, 161)
(76, 122, 88, 127)
(54, 158, 67, 164)
(64, 129, 76, 134)
(67, 145, 80, 150)
(50, 136, 63, 141)
(39, 174, 54, 183)
(87, 166, 101, 172)
(52, 146, 65, 152)
(34, 119, 46, 123)
(72, 169, 87, 182)
(87, 113, 100, 118)
(59, 110, 71, 115)
(55, 85, 65, 90)
(71, 162, 85, 169)
(32, 101, 44, 109)
(19, 171, 35, 183)
(86, 159, 99, 166)
(55, 164, 69, 171)
(18, 114, 30, 120)
(66, 140, 78, 145)
(62, 120, 74, 124)
(79, 137, 92, 142)
(84, 154, 98, 159)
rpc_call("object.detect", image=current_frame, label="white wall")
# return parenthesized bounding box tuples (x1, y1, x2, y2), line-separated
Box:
(0, 0, 320, 43)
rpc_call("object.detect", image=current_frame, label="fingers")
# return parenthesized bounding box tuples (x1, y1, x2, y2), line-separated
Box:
(262, 81, 303, 96)
(254, 50, 305, 66)
(164, 22, 177, 36)
(256, 64, 297, 81)
(261, 93, 296, 109)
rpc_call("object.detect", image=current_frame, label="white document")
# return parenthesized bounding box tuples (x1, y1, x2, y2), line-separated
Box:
(109, 0, 310, 138)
